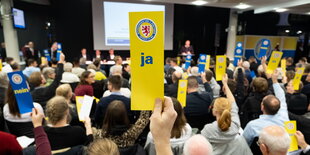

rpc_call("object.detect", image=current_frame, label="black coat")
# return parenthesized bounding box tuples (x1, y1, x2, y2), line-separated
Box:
(286, 93, 309, 115)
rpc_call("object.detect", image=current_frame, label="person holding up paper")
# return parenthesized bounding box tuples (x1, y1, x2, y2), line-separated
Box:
(74, 71, 95, 97)
(295, 131, 310, 155)
(44, 96, 93, 150)
(285, 81, 308, 115)
(3, 84, 44, 138)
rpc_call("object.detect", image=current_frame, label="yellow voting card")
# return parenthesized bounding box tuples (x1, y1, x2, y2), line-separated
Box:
(284, 121, 298, 152)
(216, 55, 226, 81)
(293, 67, 305, 90)
(177, 80, 188, 107)
(266, 51, 283, 74)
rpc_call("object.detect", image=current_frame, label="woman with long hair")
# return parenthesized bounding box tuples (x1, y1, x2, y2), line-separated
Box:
(201, 74, 252, 155)
(144, 97, 192, 155)
(92, 100, 150, 148)
(74, 71, 95, 96)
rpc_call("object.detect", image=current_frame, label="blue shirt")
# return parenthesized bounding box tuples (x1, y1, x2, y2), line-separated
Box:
(23, 66, 40, 77)
(242, 83, 289, 145)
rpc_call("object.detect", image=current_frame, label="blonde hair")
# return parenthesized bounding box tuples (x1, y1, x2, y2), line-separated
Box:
(56, 84, 72, 100)
(213, 97, 232, 131)
(46, 96, 70, 125)
(88, 139, 119, 155)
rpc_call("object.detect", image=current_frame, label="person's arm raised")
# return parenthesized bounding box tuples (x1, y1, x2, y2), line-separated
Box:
(150, 97, 177, 155)
(222, 74, 235, 104)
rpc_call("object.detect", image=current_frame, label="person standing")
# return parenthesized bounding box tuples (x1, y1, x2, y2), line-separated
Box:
(180, 40, 194, 55)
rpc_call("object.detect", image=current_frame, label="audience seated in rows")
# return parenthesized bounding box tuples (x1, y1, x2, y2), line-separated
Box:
(23, 59, 40, 78)
(61, 62, 80, 83)
(74, 71, 95, 97)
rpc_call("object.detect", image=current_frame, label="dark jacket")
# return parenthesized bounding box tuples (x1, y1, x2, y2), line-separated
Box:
(164, 82, 178, 98)
(286, 93, 308, 115)
(31, 63, 64, 108)
(25, 48, 39, 61)
(289, 112, 310, 145)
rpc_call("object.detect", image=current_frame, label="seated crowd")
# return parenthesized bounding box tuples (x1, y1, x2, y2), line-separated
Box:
(1, 52, 310, 155)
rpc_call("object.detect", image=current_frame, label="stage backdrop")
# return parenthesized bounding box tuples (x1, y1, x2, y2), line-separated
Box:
(236, 35, 298, 59)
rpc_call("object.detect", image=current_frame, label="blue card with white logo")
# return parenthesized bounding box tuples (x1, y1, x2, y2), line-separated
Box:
(7, 71, 34, 114)
(184, 54, 192, 70)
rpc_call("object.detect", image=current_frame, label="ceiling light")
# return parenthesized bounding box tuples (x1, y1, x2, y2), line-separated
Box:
(297, 30, 302, 34)
(275, 8, 288, 12)
(285, 30, 290, 33)
(235, 3, 251, 9)
(307, 12, 310, 15)
(191, 0, 208, 6)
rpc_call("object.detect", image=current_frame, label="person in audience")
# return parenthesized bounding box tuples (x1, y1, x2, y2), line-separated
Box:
(88, 61, 107, 81)
(240, 77, 270, 127)
(184, 75, 213, 130)
(201, 74, 252, 155)
(92, 100, 150, 148)
(183, 135, 213, 155)
(286, 57, 295, 71)
(25, 41, 39, 62)
(48, 42, 58, 60)
(180, 40, 194, 54)
(286, 70, 295, 82)
(10, 62, 20, 72)
(164, 57, 171, 74)
(102, 77, 131, 98)
(93, 58, 106, 75)
(243, 61, 252, 83)
(42, 67, 55, 87)
(44, 96, 93, 150)
(205, 69, 221, 98)
(0, 130, 22, 154)
(72, 58, 86, 77)
(190, 66, 203, 84)
(2, 57, 14, 73)
(87, 139, 119, 155)
(74, 71, 95, 96)
(299, 57, 308, 65)
(31, 108, 52, 155)
(258, 125, 290, 155)
(23, 58, 40, 77)
(3, 84, 44, 137)
(109, 65, 130, 88)
(295, 130, 310, 155)
(94, 50, 104, 60)
(106, 48, 115, 61)
(122, 64, 131, 81)
(243, 70, 289, 146)
(145, 98, 192, 155)
(80, 48, 92, 61)
(95, 75, 132, 126)
(29, 53, 65, 107)
(164, 71, 182, 98)
(110, 56, 123, 75)
(286, 81, 309, 115)
(0, 72, 8, 107)
(226, 57, 234, 79)
(170, 58, 183, 74)
(0, 42, 6, 60)
(61, 62, 80, 83)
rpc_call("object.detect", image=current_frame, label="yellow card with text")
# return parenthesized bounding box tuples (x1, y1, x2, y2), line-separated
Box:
(177, 80, 188, 107)
(41, 57, 48, 65)
(129, 11, 164, 110)
(293, 67, 305, 90)
(177, 57, 180, 66)
(205, 55, 210, 70)
(266, 51, 283, 74)
(182, 72, 189, 80)
(284, 121, 298, 152)
(216, 55, 226, 81)
(0, 59, 2, 71)
(281, 59, 286, 76)
(75, 96, 84, 119)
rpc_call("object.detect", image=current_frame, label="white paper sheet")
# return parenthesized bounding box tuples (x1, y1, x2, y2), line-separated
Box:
(79, 95, 94, 121)
(17, 136, 34, 148)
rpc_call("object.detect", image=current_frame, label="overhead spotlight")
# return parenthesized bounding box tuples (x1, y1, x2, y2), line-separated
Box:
(285, 30, 290, 33)
(297, 30, 302, 34)
(46, 22, 51, 27)
(235, 3, 251, 9)
(191, 0, 208, 6)
(307, 12, 310, 15)
(275, 8, 288, 12)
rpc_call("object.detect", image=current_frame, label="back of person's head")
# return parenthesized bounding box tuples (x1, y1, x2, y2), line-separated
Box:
(102, 100, 130, 135)
(79, 57, 86, 65)
(56, 84, 72, 100)
(287, 57, 294, 65)
(28, 72, 43, 87)
(227, 79, 236, 93)
(259, 125, 290, 155)
(226, 57, 230, 67)
(42, 67, 55, 80)
(88, 139, 119, 155)
(299, 57, 307, 64)
(170, 58, 177, 65)
(64, 62, 73, 72)
(170, 98, 187, 138)
(172, 71, 182, 83)
(304, 64, 310, 74)
(233, 67, 244, 80)
(205, 70, 213, 81)
(46, 96, 70, 125)
(0, 72, 9, 88)
(252, 77, 268, 93)
(187, 76, 198, 89)
(111, 65, 123, 75)
(242, 61, 250, 69)
(10, 62, 20, 71)
(183, 135, 213, 155)
(190, 66, 199, 76)
(213, 97, 231, 131)
(262, 95, 280, 115)
(108, 75, 122, 91)
(27, 59, 36, 67)
(114, 56, 121, 63)
(51, 57, 58, 65)
(286, 70, 295, 82)
(87, 64, 97, 71)
(93, 58, 101, 68)
(5, 57, 14, 64)
(165, 57, 171, 64)
(6, 84, 20, 117)
(80, 71, 92, 85)
(73, 57, 80, 66)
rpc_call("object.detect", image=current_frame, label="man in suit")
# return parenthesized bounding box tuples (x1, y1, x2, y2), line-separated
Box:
(106, 48, 115, 61)
(184, 76, 213, 130)
(93, 50, 104, 60)
(48, 42, 58, 60)
(25, 41, 39, 62)
(80, 48, 92, 61)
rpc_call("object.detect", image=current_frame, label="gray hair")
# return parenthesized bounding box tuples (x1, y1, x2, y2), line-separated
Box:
(110, 65, 123, 75)
(190, 66, 199, 76)
(242, 61, 250, 69)
(42, 67, 55, 80)
(64, 62, 73, 72)
(184, 135, 213, 155)
(259, 125, 290, 154)
(233, 67, 245, 79)
(0, 72, 9, 88)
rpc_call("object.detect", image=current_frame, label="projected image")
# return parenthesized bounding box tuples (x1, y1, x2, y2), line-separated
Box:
(12, 8, 26, 29)
(103, 2, 165, 46)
